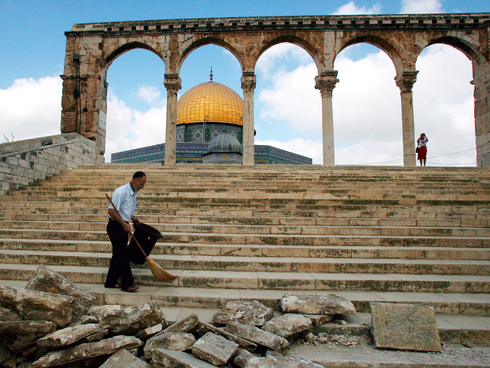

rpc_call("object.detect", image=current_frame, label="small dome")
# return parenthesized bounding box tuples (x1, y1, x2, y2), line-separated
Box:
(177, 81, 243, 126)
(205, 133, 243, 155)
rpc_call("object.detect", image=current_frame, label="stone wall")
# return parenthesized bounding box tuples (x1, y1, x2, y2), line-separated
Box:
(0, 133, 96, 194)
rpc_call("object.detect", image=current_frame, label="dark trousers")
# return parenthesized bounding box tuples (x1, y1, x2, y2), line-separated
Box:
(105, 219, 134, 289)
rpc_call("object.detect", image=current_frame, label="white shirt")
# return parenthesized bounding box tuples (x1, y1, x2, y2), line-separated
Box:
(109, 182, 137, 222)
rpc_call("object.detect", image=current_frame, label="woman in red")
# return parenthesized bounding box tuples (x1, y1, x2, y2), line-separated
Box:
(417, 133, 429, 166)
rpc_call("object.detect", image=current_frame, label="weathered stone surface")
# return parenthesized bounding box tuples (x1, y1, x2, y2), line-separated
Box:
(213, 300, 273, 326)
(280, 294, 356, 315)
(192, 332, 239, 366)
(32, 335, 143, 367)
(0, 320, 57, 353)
(25, 265, 95, 323)
(224, 321, 290, 351)
(163, 313, 198, 333)
(0, 306, 23, 321)
(371, 302, 442, 352)
(0, 343, 12, 363)
(78, 329, 109, 343)
(135, 323, 163, 340)
(37, 323, 104, 348)
(262, 314, 313, 338)
(151, 348, 217, 368)
(144, 332, 196, 359)
(90, 301, 165, 335)
(305, 314, 334, 326)
(199, 321, 257, 352)
(245, 355, 325, 367)
(0, 286, 74, 328)
(99, 348, 149, 368)
(233, 347, 257, 368)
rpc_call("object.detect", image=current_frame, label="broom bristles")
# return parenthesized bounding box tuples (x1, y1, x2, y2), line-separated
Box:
(146, 257, 178, 282)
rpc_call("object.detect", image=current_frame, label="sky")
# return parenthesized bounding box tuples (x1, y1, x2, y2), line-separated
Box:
(1, 0, 488, 166)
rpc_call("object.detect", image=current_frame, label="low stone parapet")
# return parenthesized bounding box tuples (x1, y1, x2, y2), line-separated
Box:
(0, 133, 96, 194)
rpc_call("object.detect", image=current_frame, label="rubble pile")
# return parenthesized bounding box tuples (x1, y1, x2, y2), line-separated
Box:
(0, 266, 362, 367)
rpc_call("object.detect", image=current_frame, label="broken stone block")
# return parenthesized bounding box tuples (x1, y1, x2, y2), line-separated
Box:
(32, 335, 143, 367)
(25, 265, 95, 323)
(213, 300, 273, 326)
(245, 355, 325, 367)
(262, 313, 313, 338)
(233, 347, 257, 367)
(305, 314, 334, 326)
(224, 321, 290, 351)
(151, 348, 217, 368)
(280, 293, 356, 315)
(370, 302, 442, 352)
(135, 323, 163, 340)
(90, 301, 165, 335)
(199, 321, 257, 352)
(99, 348, 149, 368)
(36, 323, 104, 348)
(0, 320, 57, 353)
(192, 332, 239, 366)
(144, 332, 196, 359)
(0, 286, 74, 328)
(162, 313, 198, 333)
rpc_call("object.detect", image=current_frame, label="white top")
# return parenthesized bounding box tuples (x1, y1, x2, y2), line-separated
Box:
(108, 182, 137, 222)
(418, 137, 428, 147)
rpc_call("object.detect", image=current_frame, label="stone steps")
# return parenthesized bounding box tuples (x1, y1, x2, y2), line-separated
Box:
(1, 164, 489, 333)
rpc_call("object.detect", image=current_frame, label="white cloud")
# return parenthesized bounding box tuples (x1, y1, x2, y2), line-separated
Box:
(105, 89, 167, 162)
(400, 0, 443, 14)
(136, 85, 161, 105)
(0, 76, 62, 141)
(333, 1, 382, 15)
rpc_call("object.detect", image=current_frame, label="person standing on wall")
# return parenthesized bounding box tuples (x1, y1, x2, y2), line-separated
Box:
(105, 171, 147, 292)
(417, 133, 429, 166)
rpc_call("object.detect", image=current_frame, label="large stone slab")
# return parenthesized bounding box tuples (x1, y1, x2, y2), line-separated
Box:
(144, 332, 196, 359)
(280, 293, 356, 315)
(99, 348, 149, 368)
(199, 321, 257, 352)
(0, 320, 56, 353)
(370, 302, 442, 352)
(37, 323, 104, 348)
(213, 300, 273, 326)
(224, 321, 290, 351)
(32, 335, 143, 367)
(25, 265, 95, 323)
(0, 286, 74, 328)
(151, 348, 218, 368)
(262, 314, 312, 338)
(192, 332, 239, 366)
(90, 301, 165, 335)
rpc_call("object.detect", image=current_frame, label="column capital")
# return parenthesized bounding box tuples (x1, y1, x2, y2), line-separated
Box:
(315, 71, 339, 97)
(395, 70, 419, 92)
(241, 72, 256, 93)
(164, 73, 182, 95)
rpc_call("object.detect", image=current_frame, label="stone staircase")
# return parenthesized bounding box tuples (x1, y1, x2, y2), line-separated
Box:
(1, 164, 489, 344)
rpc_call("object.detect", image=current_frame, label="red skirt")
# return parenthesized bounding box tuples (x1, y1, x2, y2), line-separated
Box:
(417, 146, 427, 160)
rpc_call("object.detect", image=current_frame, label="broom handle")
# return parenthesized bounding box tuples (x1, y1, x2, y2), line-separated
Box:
(105, 193, 148, 258)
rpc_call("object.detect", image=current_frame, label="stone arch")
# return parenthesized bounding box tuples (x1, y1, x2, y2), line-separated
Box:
(256, 35, 323, 72)
(336, 35, 407, 76)
(177, 37, 243, 74)
(425, 36, 487, 65)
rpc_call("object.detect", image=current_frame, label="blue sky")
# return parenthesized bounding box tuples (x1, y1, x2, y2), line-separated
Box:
(1, 0, 488, 165)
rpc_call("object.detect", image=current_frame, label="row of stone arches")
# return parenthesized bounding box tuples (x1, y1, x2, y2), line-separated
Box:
(60, 14, 490, 167)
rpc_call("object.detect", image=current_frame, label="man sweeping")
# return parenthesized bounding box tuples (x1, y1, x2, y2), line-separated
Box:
(105, 171, 147, 292)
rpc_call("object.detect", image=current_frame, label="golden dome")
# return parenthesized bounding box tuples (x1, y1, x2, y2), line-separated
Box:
(177, 81, 243, 126)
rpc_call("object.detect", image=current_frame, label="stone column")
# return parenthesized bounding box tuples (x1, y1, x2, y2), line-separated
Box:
(315, 71, 339, 167)
(395, 70, 418, 167)
(241, 72, 256, 166)
(163, 73, 182, 166)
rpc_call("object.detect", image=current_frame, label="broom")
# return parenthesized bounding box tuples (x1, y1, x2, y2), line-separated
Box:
(105, 193, 177, 282)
